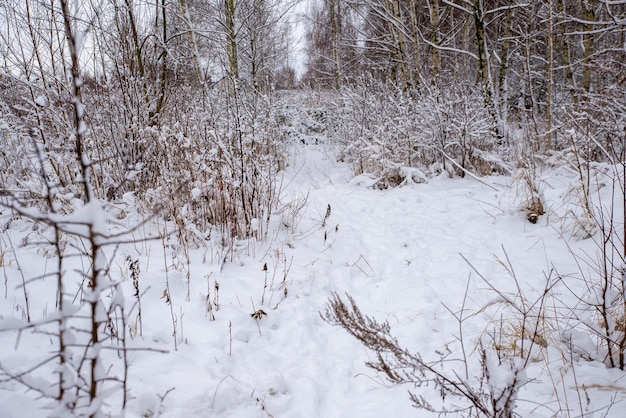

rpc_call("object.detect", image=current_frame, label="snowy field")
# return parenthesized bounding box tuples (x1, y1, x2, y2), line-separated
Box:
(1, 139, 625, 417)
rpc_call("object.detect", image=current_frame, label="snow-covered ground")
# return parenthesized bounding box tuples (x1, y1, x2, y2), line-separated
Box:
(1, 138, 624, 417)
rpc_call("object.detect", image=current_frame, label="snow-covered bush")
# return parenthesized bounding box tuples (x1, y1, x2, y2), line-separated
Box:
(554, 91, 626, 163)
(535, 91, 626, 369)
(548, 92, 626, 237)
(562, 158, 626, 369)
(0, 73, 86, 204)
(0, 6, 137, 414)
(330, 79, 509, 187)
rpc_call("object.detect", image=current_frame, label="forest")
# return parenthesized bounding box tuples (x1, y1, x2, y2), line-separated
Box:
(0, 0, 625, 416)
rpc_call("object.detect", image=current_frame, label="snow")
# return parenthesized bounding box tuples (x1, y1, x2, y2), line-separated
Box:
(34, 95, 48, 107)
(0, 141, 624, 417)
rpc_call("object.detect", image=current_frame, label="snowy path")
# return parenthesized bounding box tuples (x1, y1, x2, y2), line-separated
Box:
(2, 141, 623, 417)
(123, 143, 620, 417)
(211, 143, 574, 417)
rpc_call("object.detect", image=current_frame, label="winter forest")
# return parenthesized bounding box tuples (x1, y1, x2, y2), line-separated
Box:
(0, 0, 625, 416)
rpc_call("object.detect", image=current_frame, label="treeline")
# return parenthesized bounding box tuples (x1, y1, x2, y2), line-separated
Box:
(1, 0, 625, 212)
(304, 0, 626, 146)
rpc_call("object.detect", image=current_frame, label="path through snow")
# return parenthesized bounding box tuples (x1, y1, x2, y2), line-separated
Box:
(1, 140, 623, 417)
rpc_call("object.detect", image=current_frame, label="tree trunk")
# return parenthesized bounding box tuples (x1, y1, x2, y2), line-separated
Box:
(391, 0, 410, 89)
(472, 0, 501, 137)
(556, 0, 578, 107)
(152, 0, 168, 122)
(546, 0, 554, 149)
(497, 8, 512, 126)
(225, 0, 239, 81)
(581, 0, 596, 97)
(330, 0, 342, 88)
(179, 0, 204, 84)
(428, 0, 441, 79)
(408, 0, 421, 86)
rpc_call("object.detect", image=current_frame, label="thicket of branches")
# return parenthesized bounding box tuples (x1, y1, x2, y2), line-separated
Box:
(305, 0, 626, 107)
(0, 0, 625, 416)
(329, 79, 508, 187)
(304, 0, 626, 180)
(0, 0, 296, 245)
(0, 0, 295, 415)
